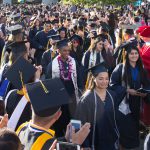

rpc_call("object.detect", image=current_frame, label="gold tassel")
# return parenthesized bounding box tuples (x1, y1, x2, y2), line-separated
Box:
(19, 71, 30, 102)
(39, 80, 49, 94)
(85, 72, 92, 90)
(122, 48, 125, 64)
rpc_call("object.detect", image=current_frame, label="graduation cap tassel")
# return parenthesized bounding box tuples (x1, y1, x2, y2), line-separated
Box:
(19, 71, 30, 101)
(39, 80, 49, 94)
(122, 48, 126, 64)
(85, 72, 92, 90)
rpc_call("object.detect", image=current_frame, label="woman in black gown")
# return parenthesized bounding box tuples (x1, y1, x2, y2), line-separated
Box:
(75, 63, 121, 150)
(110, 46, 150, 149)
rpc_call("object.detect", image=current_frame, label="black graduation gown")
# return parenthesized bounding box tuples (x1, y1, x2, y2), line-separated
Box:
(82, 50, 115, 86)
(49, 29, 57, 36)
(46, 59, 78, 137)
(29, 27, 43, 48)
(6, 89, 31, 131)
(109, 64, 143, 148)
(32, 30, 51, 65)
(75, 90, 119, 150)
(144, 133, 150, 150)
(41, 50, 58, 75)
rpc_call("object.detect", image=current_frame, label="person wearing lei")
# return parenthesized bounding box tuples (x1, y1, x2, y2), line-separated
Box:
(46, 39, 81, 137)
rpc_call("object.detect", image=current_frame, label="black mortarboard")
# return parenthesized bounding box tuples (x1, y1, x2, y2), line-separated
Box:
(7, 24, 22, 35)
(56, 39, 69, 49)
(52, 19, 59, 24)
(123, 29, 134, 35)
(58, 27, 67, 33)
(114, 39, 138, 64)
(48, 35, 60, 41)
(7, 41, 28, 53)
(44, 20, 51, 24)
(26, 78, 70, 117)
(4, 57, 36, 90)
(87, 31, 97, 39)
(100, 24, 110, 33)
(11, 13, 21, 22)
(70, 34, 83, 45)
(88, 62, 108, 77)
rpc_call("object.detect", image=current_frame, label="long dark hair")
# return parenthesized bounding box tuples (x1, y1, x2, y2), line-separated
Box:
(123, 46, 148, 86)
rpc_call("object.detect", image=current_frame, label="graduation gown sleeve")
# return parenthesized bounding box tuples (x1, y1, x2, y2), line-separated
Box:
(41, 50, 51, 75)
(45, 62, 52, 79)
(75, 91, 95, 148)
(109, 64, 126, 101)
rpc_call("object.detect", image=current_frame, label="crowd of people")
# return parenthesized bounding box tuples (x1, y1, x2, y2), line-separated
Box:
(0, 1, 150, 150)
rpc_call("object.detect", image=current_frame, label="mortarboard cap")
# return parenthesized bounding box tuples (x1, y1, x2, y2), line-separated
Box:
(119, 24, 137, 30)
(87, 31, 97, 39)
(44, 20, 51, 24)
(4, 56, 36, 90)
(123, 29, 134, 35)
(124, 45, 139, 54)
(140, 26, 150, 38)
(52, 19, 59, 24)
(11, 13, 21, 22)
(7, 24, 22, 35)
(26, 78, 70, 117)
(56, 39, 69, 49)
(70, 34, 83, 45)
(100, 24, 110, 33)
(7, 41, 28, 53)
(48, 35, 60, 41)
(88, 62, 108, 77)
(57, 27, 67, 33)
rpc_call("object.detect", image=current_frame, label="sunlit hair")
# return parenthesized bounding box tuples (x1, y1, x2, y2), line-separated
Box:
(89, 37, 105, 52)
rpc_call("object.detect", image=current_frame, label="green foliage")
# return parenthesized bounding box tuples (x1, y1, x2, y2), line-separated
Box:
(62, 0, 133, 6)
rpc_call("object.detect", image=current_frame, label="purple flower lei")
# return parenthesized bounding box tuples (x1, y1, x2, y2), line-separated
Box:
(57, 55, 72, 81)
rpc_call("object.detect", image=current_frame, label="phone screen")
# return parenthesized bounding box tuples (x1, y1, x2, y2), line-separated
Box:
(71, 122, 81, 132)
(57, 142, 80, 150)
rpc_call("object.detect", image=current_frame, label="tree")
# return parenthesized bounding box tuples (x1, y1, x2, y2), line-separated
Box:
(63, 0, 133, 6)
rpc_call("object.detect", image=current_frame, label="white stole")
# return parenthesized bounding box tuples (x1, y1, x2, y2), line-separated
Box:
(52, 56, 79, 103)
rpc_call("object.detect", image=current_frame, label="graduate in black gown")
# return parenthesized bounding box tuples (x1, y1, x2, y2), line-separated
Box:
(49, 19, 59, 36)
(32, 21, 51, 65)
(4, 48, 41, 131)
(75, 63, 121, 150)
(4, 56, 37, 131)
(82, 36, 115, 88)
(46, 39, 81, 137)
(70, 34, 84, 66)
(29, 18, 43, 48)
(110, 46, 150, 149)
(41, 35, 60, 75)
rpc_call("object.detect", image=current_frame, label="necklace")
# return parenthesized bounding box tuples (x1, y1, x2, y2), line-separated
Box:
(57, 55, 72, 81)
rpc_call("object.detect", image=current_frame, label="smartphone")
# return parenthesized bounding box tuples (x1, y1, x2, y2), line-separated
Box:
(56, 142, 80, 150)
(70, 119, 81, 132)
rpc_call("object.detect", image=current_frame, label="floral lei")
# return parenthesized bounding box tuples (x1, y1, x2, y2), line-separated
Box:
(57, 55, 72, 81)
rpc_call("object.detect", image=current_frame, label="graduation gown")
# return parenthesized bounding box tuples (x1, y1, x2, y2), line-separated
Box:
(46, 57, 80, 137)
(75, 90, 119, 150)
(17, 122, 55, 150)
(144, 133, 150, 150)
(32, 30, 51, 65)
(29, 27, 43, 48)
(41, 49, 58, 75)
(5, 89, 31, 131)
(110, 64, 144, 148)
